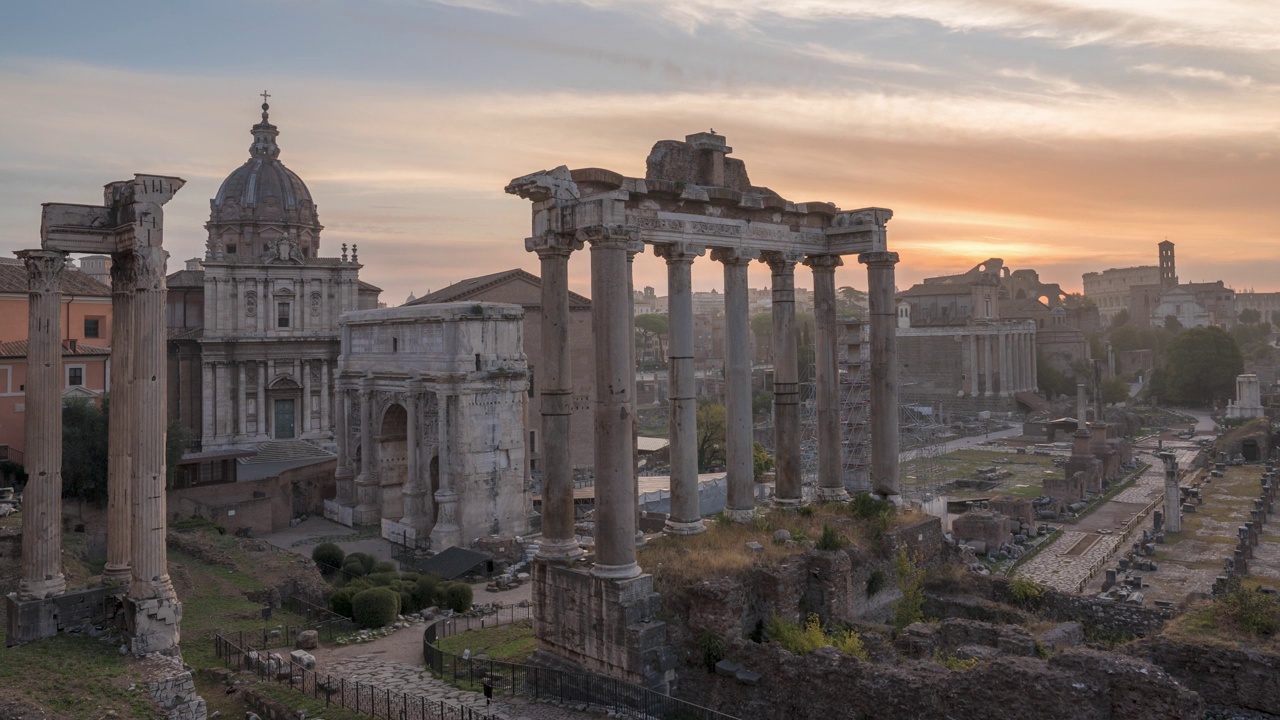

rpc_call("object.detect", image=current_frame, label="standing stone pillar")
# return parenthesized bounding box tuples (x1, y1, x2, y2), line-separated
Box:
(967, 335, 979, 396)
(806, 254, 847, 501)
(714, 248, 757, 521)
(860, 251, 901, 501)
(581, 225, 640, 579)
(430, 392, 462, 549)
(764, 251, 803, 506)
(527, 232, 584, 561)
(200, 363, 214, 441)
(1162, 452, 1182, 533)
(334, 381, 355, 506)
(658, 243, 705, 534)
(256, 361, 268, 440)
(16, 250, 67, 601)
(627, 245, 644, 545)
(401, 379, 429, 537)
(104, 252, 136, 585)
(998, 331, 1009, 396)
(237, 363, 248, 439)
(127, 245, 182, 654)
(301, 360, 312, 434)
(320, 360, 331, 435)
(982, 334, 994, 396)
(353, 376, 380, 525)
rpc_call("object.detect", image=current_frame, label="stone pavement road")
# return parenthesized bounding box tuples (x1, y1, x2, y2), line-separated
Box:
(324, 655, 605, 720)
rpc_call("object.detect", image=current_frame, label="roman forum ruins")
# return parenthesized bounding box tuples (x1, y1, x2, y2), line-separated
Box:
(507, 132, 898, 686)
(7, 176, 186, 653)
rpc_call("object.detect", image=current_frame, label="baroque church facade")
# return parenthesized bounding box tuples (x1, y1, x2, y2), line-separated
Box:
(167, 100, 380, 454)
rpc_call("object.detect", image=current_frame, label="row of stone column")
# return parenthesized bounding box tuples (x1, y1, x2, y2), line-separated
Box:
(201, 357, 334, 443)
(965, 328, 1036, 397)
(19, 247, 180, 651)
(529, 225, 899, 581)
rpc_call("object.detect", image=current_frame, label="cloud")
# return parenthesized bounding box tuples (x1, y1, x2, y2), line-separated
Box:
(1130, 63, 1259, 89)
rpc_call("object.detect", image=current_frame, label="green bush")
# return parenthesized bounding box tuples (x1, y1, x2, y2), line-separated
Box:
(865, 570, 887, 598)
(697, 631, 725, 672)
(415, 576, 441, 608)
(893, 548, 925, 631)
(347, 552, 377, 574)
(367, 572, 398, 587)
(372, 560, 397, 574)
(1216, 578, 1280, 637)
(330, 586, 360, 618)
(352, 587, 400, 629)
(341, 558, 369, 578)
(399, 591, 414, 615)
(441, 582, 474, 613)
(312, 543, 345, 575)
(816, 524, 847, 551)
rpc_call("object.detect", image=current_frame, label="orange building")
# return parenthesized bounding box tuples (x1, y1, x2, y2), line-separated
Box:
(0, 259, 113, 462)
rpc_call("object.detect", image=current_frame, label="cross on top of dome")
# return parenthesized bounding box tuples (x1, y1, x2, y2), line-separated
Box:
(250, 92, 281, 159)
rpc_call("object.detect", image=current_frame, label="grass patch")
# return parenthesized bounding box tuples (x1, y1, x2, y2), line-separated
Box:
(438, 620, 537, 663)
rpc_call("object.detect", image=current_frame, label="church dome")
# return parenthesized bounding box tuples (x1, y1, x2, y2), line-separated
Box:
(206, 98, 324, 261)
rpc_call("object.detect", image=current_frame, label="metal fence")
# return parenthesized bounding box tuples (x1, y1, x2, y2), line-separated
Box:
(434, 605, 533, 639)
(215, 633, 497, 720)
(423, 626, 739, 720)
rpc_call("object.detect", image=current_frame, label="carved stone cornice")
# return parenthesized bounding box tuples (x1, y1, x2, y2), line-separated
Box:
(653, 242, 705, 265)
(803, 254, 843, 273)
(17, 250, 66, 295)
(525, 231, 582, 259)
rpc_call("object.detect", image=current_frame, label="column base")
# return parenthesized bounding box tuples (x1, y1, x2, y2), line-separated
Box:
(591, 561, 642, 580)
(816, 487, 850, 503)
(16, 575, 66, 602)
(878, 493, 904, 507)
(429, 523, 462, 552)
(352, 505, 381, 526)
(772, 496, 805, 509)
(535, 537, 586, 562)
(124, 595, 183, 656)
(662, 518, 706, 536)
(725, 508, 757, 524)
(102, 564, 131, 586)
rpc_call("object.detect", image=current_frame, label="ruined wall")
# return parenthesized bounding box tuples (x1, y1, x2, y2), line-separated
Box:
(1126, 637, 1280, 718)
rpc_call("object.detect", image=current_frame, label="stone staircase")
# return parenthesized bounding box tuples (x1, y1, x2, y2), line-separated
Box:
(239, 440, 334, 465)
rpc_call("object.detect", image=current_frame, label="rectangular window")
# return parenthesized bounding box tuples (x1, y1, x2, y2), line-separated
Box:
(68, 367, 83, 387)
(84, 317, 101, 338)
(277, 302, 291, 328)
(226, 244, 237, 254)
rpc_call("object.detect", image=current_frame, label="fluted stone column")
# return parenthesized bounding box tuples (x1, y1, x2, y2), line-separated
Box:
(658, 243, 705, 534)
(967, 335, 979, 396)
(765, 251, 803, 506)
(582, 225, 640, 579)
(982, 334, 993, 396)
(127, 245, 182, 654)
(16, 250, 67, 601)
(104, 252, 136, 585)
(334, 382, 355, 506)
(860, 251, 901, 501)
(256, 361, 267, 440)
(430, 392, 462, 549)
(320, 360, 331, 435)
(627, 246, 644, 545)
(714, 248, 756, 522)
(998, 331, 1009, 396)
(527, 232, 584, 561)
(401, 379, 429, 537)
(807, 254, 847, 501)
(353, 377, 380, 525)
(200, 362, 214, 442)
(238, 362, 248, 439)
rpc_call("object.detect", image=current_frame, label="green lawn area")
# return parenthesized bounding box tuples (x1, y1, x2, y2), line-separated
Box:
(438, 620, 536, 664)
(902, 449, 1060, 499)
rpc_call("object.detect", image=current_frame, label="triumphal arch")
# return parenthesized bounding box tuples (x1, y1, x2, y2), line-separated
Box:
(8, 176, 187, 658)
(507, 133, 899, 689)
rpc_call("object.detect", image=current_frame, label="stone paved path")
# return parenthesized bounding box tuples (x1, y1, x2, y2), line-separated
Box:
(322, 655, 603, 720)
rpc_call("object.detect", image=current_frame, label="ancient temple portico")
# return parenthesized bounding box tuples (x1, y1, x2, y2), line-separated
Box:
(507, 133, 897, 690)
(8, 175, 188, 659)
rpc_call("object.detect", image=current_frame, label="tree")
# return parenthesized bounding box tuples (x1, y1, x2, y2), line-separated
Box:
(1037, 352, 1073, 399)
(751, 313, 773, 361)
(1101, 376, 1129, 405)
(1271, 310, 1280, 328)
(752, 442, 774, 480)
(635, 314, 668, 364)
(1239, 308, 1261, 325)
(1110, 309, 1131, 328)
(1164, 315, 1183, 333)
(166, 420, 196, 488)
(62, 398, 109, 505)
(695, 399, 727, 472)
(1160, 326, 1243, 406)
(837, 286, 867, 319)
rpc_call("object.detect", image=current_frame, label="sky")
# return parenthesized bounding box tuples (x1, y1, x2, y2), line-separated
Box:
(2, 0, 1278, 305)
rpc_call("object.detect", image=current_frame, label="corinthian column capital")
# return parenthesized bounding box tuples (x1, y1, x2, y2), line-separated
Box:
(761, 250, 804, 271)
(803, 254, 843, 272)
(576, 223, 638, 249)
(653, 242, 704, 265)
(132, 247, 169, 292)
(525, 231, 583, 258)
(17, 250, 66, 294)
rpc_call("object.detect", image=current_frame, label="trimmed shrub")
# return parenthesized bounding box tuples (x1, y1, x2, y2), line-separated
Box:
(415, 576, 441, 609)
(399, 592, 414, 615)
(816, 524, 847, 551)
(372, 560, 397, 574)
(347, 552, 377, 574)
(330, 586, 360, 619)
(352, 587, 400, 629)
(367, 572, 398, 587)
(341, 558, 369, 578)
(441, 582, 473, 613)
(312, 543, 345, 575)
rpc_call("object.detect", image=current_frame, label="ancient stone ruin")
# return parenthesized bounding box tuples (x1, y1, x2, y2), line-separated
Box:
(507, 132, 900, 688)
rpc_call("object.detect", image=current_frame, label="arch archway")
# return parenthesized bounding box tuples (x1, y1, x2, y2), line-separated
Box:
(378, 404, 408, 520)
(267, 376, 301, 439)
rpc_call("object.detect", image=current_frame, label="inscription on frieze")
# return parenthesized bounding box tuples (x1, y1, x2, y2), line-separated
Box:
(690, 221, 741, 237)
(633, 216, 686, 232)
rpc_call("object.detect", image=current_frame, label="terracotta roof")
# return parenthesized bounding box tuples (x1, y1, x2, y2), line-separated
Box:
(0, 340, 111, 359)
(166, 269, 205, 288)
(407, 268, 591, 308)
(358, 280, 383, 293)
(0, 263, 110, 296)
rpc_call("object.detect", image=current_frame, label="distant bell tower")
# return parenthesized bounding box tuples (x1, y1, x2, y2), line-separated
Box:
(1159, 240, 1177, 289)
